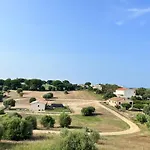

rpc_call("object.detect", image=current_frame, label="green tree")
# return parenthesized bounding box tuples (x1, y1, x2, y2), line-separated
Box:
(3, 86, 9, 92)
(136, 88, 146, 96)
(43, 93, 53, 100)
(85, 82, 91, 86)
(17, 88, 23, 94)
(133, 104, 144, 110)
(25, 115, 37, 129)
(136, 113, 147, 124)
(81, 107, 95, 116)
(0, 92, 3, 102)
(40, 115, 55, 128)
(59, 112, 72, 128)
(2, 116, 33, 140)
(3, 99, 16, 109)
(51, 130, 97, 150)
(143, 105, 150, 116)
(121, 103, 131, 110)
(29, 97, 36, 103)
(103, 92, 116, 100)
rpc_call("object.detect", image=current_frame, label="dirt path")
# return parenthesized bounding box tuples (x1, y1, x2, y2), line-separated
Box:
(33, 101, 140, 136)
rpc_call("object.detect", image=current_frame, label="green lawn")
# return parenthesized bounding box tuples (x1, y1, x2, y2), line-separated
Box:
(46, 107, 71, 113)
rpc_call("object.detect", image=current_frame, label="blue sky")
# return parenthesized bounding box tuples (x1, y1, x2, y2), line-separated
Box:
(0, 0, 150, 87)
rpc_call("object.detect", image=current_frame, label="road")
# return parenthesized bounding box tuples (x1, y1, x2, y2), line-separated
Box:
(33, 101, 140, 136)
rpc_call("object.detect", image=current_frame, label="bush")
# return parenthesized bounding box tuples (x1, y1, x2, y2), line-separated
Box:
(0, 124, 3, 140)
(1, 116, 33, 140)
(90, 130, 100, 143)
(59, 112, 72, 128)
(17, 88, 23, 94)
(43, 93, 53, 100)
(0, 92, 3, 102)
(3, 98, 16, 109)
(136, 113, 147, 124)
(133, 104, 144, 110)
(143, 105, 150, 116)
(0, 107, 5, 115)
(29, 97, 36, 103)
(10, 113, 22, 118)
(103, 92, 116, 100)
(19, 92, 24, 97)
(51, 130, 97, 150)
(25, 115, 37, 129)
(121, 103, 131, 110)
(40, 115, 55, 128)
(81, 106, 95, 116)
(64, 90, 69, 94)
(3, 86, 9, 92)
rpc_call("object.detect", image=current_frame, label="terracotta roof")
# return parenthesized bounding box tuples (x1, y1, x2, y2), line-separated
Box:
(116, 87, 128, 91)
(108, 97, 125, 102)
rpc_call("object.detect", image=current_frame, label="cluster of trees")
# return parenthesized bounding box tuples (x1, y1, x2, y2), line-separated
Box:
(40, 113, 72, 128)
(0, 114, 36, 141)
(50, 129, 100, 150)
(136, 105, 150, 128)
(0, 78, 82, 92)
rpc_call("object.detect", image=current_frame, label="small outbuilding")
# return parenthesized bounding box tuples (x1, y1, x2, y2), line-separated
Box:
(30, 101, 46, 111)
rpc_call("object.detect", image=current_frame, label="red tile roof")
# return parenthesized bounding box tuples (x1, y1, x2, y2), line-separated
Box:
(116, 88, 127, 91)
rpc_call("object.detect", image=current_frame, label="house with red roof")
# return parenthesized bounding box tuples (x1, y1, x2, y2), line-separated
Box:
(114, 87, 136, 98)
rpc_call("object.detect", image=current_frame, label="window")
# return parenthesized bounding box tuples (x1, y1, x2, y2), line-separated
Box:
(38, 105, 39, 107)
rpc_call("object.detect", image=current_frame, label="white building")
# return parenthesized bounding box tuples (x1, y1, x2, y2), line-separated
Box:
(114, 88, 136, 98)
(30, 101, 46, 111)
(92, 84, 102, 90)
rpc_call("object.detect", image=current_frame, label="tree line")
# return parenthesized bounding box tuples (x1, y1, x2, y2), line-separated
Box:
(0, 78, 82, 91)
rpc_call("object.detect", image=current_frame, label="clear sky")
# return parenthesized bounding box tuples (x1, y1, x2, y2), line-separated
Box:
(0, 0, 150, 87)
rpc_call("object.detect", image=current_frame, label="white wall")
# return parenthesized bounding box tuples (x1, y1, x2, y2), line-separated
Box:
(124, 89, 135, 98)
(114, 90, 125, 97)
(31, 102, 45, 111)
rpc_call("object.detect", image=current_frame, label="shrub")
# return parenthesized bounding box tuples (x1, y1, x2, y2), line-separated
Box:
(89, 130, 100, 143)
(3, 86, 9, 92)
(136, 113, 147, 124)
(103, 92, 116, 100)
(17, 88, 23, 94)
(2, 116, 33, 140)
(64, 90, 69, 94)
(143, 105, 150, 116)
(43, 93, 53, 100)
(29, 97, 36, 103)
(121, 103, 131, 110)
(81, 106, 95, 116)
(25, 115, 37, 129)
(3, 98, 16, 109)
(0, 92, 3, 102)
(51, 130, 97, 150)
(19, 92, 24, 97)
(0, 124, 3, 140)
(40, 115, 55, 128)
(133, 104, 144, 110)
(10, 113, 22, 118)
(0, 107, 5, 115)
(59, 112, 72, 128)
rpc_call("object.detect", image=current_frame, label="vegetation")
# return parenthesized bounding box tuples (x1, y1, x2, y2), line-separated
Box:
(43, 93, 53, 100)
(0, 124, 3, 140)
(0, 115, 33, 140)
(59, 112, 72, 128)
(3, 98, 16, 109)
(29, 97, 36, 103)
(136, 113, 147, 124)
(103, 92, 116, 100)
(17, 88, 23, 94)
(51, 129, 99, 150)
(25, 115, 37, 129)
(121, 103, 131, 110)
(64, 90, 69, 94)
(0, 107, 5, 115)
(10, 112, 22, 118)
(0, 92, 3, 102)
(40, 115, 55, 128)
(81, 106, 95, 116)
(143, 105, 150, 116)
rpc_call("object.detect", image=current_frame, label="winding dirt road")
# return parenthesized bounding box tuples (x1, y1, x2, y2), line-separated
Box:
(33, 101, 140, 136)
